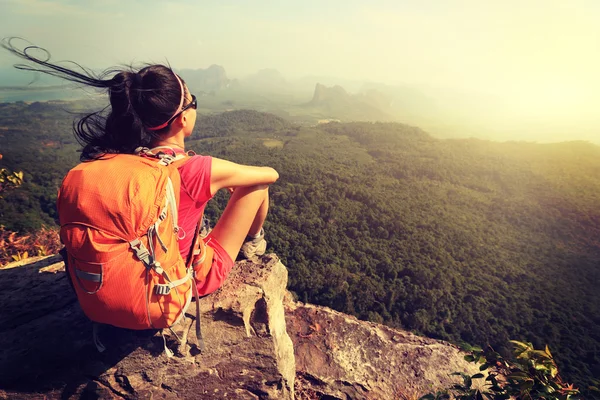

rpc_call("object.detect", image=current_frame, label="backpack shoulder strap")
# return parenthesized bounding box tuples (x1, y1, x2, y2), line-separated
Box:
(136, 146, 191, 166)
(168, 154, 191, 169)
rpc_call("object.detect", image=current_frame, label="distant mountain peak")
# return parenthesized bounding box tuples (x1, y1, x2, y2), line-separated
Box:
(178, 65, 230, 91)
(311, 83, 349, 104)
(307, 83, 394, 122)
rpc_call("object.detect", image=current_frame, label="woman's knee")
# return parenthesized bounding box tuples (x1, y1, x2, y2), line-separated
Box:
(244, 184, 269, 192)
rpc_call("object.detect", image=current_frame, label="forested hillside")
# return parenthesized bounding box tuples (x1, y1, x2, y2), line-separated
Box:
(1, 102, 599, 393)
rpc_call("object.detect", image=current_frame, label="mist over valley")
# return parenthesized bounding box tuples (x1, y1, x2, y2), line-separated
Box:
(3, 63, 595, 145)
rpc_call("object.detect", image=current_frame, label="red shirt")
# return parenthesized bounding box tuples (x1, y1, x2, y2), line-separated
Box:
(176, 154, 213, 260)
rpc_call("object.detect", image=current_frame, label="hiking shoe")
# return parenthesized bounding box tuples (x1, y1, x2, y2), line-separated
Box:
(240, 229, 267, 259)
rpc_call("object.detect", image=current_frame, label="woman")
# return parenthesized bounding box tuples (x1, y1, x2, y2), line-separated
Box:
(2, 38, 278, 297)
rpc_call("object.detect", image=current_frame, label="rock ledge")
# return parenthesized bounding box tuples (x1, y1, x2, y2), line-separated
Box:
(0, 254, 478, 399)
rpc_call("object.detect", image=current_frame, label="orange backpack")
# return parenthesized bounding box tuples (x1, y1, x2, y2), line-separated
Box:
(58, 149, 202, 355)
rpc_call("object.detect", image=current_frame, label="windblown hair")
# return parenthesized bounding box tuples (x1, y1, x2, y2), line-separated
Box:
(1, 37, 187, 160)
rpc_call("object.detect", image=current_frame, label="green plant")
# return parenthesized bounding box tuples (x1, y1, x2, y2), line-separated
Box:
(0, 153, 23, 198)
(11, 251, 29, 262)
(420, 341, 582, 400)
(0, 168, 23, 197)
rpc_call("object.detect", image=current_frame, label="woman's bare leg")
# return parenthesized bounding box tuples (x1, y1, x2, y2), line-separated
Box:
(209, 185, 269, 261)
(249, 188, 269, 237)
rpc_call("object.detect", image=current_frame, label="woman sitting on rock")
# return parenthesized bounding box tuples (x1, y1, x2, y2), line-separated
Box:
(2, 38, 279, 297)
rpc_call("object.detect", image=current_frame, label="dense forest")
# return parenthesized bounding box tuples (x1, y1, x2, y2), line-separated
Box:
(0, 101, 599, 395)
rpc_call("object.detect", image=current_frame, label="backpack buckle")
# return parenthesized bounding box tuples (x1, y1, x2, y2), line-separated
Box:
(129, 239, 153, 269)
(155, 284, 172, 295)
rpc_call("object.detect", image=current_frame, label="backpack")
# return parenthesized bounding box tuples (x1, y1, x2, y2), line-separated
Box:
(57, 148, 204, 356)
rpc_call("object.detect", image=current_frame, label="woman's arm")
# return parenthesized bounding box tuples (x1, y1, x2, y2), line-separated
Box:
(210, 157, 279, 195)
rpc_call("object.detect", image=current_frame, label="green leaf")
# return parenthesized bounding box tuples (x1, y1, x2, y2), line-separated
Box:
(532, 350, 551, 360)
(547, 381, 559, 391)
(479, 363, 490, 371)
(507, 372, 530, 381)
(464, 355, 475, 362)
(471, 373, 485, 379)
(510, 340, 530, 350)
(520, 379, 534, 390)
(464, 376, 472, 389)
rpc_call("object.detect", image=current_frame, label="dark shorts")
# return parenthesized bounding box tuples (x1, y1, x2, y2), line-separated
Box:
(194, 233, 235, 296)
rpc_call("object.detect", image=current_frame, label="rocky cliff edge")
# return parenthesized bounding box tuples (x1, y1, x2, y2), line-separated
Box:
(0, 254, 479, 399)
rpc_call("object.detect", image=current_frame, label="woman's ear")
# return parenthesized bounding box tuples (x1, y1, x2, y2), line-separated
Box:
(172, 114, 186, 129)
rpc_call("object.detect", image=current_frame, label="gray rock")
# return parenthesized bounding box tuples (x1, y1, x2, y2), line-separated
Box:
(0, 253, 479, 400)
(0, 254, 294, 400)
(287, 303, 481, 399)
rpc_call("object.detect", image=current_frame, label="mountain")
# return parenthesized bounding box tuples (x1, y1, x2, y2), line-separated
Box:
(305, 83, 394, 121)
(178, 64, 230, 92)
(310, 83, 348, 103)
(360, 82, 439, 122)
(294, 75, 366, 93)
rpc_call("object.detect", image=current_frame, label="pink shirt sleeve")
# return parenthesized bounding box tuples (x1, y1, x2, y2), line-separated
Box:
(178, 155, 213, 203)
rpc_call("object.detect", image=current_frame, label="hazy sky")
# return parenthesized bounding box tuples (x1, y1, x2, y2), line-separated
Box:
(1, 0, 599, 141)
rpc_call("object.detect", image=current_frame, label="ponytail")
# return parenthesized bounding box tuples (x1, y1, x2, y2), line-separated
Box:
(1, 37, 187, 161)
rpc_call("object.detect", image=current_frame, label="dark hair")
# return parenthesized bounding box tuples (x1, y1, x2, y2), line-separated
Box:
(1, 37, 188, 160)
